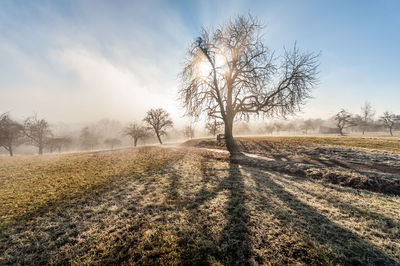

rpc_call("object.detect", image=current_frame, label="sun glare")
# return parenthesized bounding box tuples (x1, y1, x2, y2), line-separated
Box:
(196, 59, 212, 78)
(195, 52, 228, 79)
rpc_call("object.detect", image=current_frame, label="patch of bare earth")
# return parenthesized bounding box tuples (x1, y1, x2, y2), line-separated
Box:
(1, 146, 399, 265)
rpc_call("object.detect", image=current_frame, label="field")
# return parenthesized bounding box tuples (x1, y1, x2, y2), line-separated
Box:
(1, 137, 400, 265)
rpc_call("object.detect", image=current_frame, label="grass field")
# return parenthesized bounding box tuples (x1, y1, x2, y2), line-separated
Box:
(1, 138, 400, 265)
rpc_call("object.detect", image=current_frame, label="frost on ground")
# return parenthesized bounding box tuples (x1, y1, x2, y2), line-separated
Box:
(1, 143, 400, 265)
(187, 137, 400, 195)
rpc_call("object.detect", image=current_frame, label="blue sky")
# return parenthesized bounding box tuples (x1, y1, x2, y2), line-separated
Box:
(0, 0, 399, 124)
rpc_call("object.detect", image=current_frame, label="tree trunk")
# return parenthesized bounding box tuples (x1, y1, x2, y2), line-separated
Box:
(39, 145, 43, 155)
(134, 138, 138, 147)
(156, 133, 163, 144)
(224, 115, 238, 154)
(339, 127, 344, 136)
(390, 127, 393, 136)
(9, 147, 13, 157)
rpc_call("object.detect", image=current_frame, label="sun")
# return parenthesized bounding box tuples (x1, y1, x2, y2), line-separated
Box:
(195, 53, 228, 79)
(196, 59, 212, 78)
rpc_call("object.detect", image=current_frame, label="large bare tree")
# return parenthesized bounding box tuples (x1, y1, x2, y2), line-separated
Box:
(124, 122, 149, 147)
(143, 108, 173, 144)
(0, 113, 24, 156)
(24, 114, 52, 155)
(179, 15, 319, 153)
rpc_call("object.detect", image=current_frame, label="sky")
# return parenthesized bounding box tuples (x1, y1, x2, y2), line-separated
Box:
(0, 0, 399, 126)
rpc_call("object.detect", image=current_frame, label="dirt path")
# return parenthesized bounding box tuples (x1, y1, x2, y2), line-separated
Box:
(1, 146, 399, 265)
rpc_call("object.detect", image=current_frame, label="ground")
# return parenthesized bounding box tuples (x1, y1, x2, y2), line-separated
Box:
(1, 137, 400, 265)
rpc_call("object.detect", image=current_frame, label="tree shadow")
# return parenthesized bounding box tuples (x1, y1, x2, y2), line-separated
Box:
(277, 176, 400, 232)
(245, 164, 398, 265)
(171, 157, 252, 265)
(217, 161, 252, 265)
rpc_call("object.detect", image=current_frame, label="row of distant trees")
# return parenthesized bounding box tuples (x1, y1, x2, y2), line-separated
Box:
(198, 102, 399, 137)
(0, 108, 174, 156)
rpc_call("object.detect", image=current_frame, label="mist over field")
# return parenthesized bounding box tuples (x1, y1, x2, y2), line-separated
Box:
(1, 1, 400, 265)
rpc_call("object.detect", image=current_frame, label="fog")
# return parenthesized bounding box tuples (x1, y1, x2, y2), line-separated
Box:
(1, 1, 400, 156)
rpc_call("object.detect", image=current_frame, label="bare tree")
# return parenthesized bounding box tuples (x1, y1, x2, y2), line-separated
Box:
(335, 109, 356, 136)
(179, 15, 319, 153)
(143, 108, 173, 144)
(360, 102, 375, 134)
(24, 114, 52, 155)
(183, 125, 195, 139)
(47, 136, 72, 153)
(124, 122, 149, 147)
(104, 138, 122, 150)
(205, 118, 223, 136)
(273, 122, 284, 135)
(284, 122, 296, 134)
(301, 119, 314, 135)
(264, 123, 274, 135)
(0, 113, 24, 156)
(233, 122, 251, 135)
(80, 126, 99, 150)
(380, 111, 398, 136)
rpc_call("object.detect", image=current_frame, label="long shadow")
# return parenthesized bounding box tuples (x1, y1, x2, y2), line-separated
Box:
(171, 157, 252, 264)
(245, 164, 398, 265)
(277, 177, 400, 232)
(217, 162, 252, 265)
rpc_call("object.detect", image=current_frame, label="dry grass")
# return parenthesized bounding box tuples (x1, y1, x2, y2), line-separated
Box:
(1, 145, 400, 265)
(0, 147, 183, 228)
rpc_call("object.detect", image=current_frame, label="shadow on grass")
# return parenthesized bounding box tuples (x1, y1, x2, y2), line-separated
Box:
(168, 158, 253, 265)
(217, 162, 252, 265)
(245, 164, 398, 265)
(165, 153, 398, 264)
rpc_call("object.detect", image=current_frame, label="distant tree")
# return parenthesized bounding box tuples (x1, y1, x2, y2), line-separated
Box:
(285, 122, 296, 134)
(205, 119, 223, 136)
(335, 109, 356, 136)
(0, 113, 24, 156)
(47, 137, 72, 153)
(179, 14, 319, 153)
(301, 119, 314, 135)
(380, 111, 399, 136)
(143, 108, 173, 144)
(124, 122, 149, 147)
(359, 102, 375, 134)
(264, 123, 274, 135)
(310, 118, 324, 132)
(24, 114, 52, 155)
(183, 125, 195, 139)
(94, 118, 123, 139)
(233, 122, 251, 135)
(104, 138, 122, 150)
(80, 126, 99, 150)
(273, 122, 284, 135)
